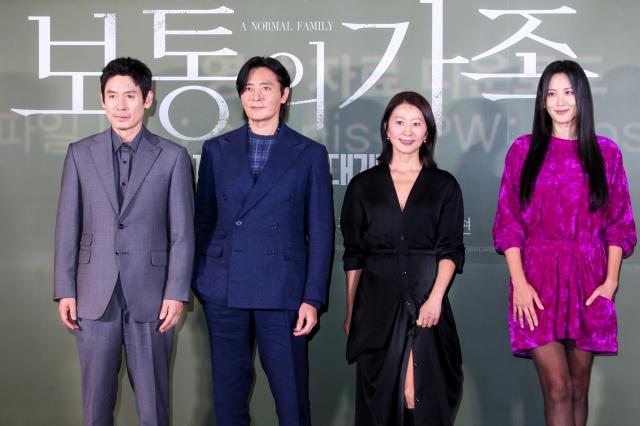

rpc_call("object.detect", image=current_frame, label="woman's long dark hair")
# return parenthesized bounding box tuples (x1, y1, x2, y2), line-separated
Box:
(378, 91, 438, 167)
(520, 60, 607, 211)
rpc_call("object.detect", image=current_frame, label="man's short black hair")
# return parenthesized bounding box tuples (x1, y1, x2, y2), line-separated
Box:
(100, 57, 153, 100)
(236, 56, 292, 121)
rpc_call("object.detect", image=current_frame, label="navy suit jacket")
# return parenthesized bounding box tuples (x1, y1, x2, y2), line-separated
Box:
(192, 124, 334, 310)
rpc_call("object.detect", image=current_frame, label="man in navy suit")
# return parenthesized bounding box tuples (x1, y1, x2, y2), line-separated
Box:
(192, 56, 333, 425)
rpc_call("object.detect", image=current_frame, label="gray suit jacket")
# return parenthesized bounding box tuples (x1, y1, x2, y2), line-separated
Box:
(54, 127, 195, 322)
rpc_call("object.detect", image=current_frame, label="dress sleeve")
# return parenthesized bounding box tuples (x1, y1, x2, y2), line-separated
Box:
(435, 178, 465, 273)
(493, 141, 526, 254)
(340, 178, 367, 271)
(604, 147, 637, 257)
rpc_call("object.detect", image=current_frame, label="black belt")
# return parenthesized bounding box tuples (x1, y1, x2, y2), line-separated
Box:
(369, 248, 436, 256)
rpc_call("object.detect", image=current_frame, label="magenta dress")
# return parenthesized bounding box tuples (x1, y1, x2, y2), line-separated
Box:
(493, 134, 636, 357)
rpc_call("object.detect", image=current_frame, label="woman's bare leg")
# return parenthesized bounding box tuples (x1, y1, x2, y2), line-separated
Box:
(404, 350, 415, 409)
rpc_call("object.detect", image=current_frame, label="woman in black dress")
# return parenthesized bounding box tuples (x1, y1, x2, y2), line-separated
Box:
(341, 91, 464, 426)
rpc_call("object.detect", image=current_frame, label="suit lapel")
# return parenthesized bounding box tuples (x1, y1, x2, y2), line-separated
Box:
(120, 128, 161, 215)
(239, 125, 305, 216)
(89, 129, 119, 214)
(218, 125, 253, 199)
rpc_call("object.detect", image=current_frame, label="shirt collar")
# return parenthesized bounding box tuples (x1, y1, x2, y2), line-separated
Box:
(111, 127, 143, 152)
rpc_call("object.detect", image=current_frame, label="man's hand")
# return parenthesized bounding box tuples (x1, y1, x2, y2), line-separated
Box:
(293, 303, 318, 336)
(58, 298, 79, 330)
(159, 299, 184, 333)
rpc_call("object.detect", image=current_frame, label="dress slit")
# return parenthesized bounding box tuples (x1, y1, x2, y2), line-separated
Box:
(399, 328, 416, 411)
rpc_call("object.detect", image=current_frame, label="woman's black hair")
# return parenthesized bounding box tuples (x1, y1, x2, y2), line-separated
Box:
(520, 60, 607, 211)
(378, 91, 437, 167)
(236, 56, 291, 121)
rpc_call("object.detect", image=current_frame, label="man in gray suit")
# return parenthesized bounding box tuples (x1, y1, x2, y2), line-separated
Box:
(54, 57, 195, 426)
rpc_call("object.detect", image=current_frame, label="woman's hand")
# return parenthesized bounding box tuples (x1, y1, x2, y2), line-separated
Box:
(417, 294, 443, 328)
(344, 269, 362, 337)
(512, 281, 544, 331)
(585, 279, 617, 305)
(343, 312, 352, 336)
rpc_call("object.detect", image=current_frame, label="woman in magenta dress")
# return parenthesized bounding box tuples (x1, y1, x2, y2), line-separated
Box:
(493, 60, 636, 426)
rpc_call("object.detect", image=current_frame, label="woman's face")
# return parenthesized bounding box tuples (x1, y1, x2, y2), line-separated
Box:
(385, 103, 428, 159)
(545, 72, 577, 135)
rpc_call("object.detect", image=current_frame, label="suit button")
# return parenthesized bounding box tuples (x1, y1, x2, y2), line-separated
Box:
(402, 271, 408, 275)
(118, 224, 125, 229)
(235, 220, 243, 226)
(115, 250, 120, 255)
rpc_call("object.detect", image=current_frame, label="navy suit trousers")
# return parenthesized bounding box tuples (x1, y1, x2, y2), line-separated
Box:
(203, 302, 310, 426)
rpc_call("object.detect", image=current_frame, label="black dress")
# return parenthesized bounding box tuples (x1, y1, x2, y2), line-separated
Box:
(341, 164, 464, 426)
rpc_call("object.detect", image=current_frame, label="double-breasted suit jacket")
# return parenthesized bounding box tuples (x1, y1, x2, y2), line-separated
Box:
(192, 124, 333, 310)
(54, 127, 195, 322)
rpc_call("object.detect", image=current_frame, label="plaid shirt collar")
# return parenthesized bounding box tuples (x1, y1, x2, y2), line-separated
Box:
(247, 125, 280, 178)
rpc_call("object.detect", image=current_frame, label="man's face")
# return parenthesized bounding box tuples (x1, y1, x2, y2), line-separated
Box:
(240, 67, 289, 129)
(101, 75, 153, 139)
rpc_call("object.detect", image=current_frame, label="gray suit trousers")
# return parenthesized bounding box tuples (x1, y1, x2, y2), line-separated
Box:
(74, 282, 173, 426)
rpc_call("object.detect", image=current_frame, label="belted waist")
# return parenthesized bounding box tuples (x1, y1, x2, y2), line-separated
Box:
(525, 234, 602, 253)
(527, 234, 598, 244)
(369, 248, 436, 256)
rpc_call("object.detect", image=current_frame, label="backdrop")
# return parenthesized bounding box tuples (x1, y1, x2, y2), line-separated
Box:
(1, 0, 639, 425)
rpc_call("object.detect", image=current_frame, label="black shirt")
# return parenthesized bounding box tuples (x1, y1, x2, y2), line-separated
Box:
(111, 128, 142, 208)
